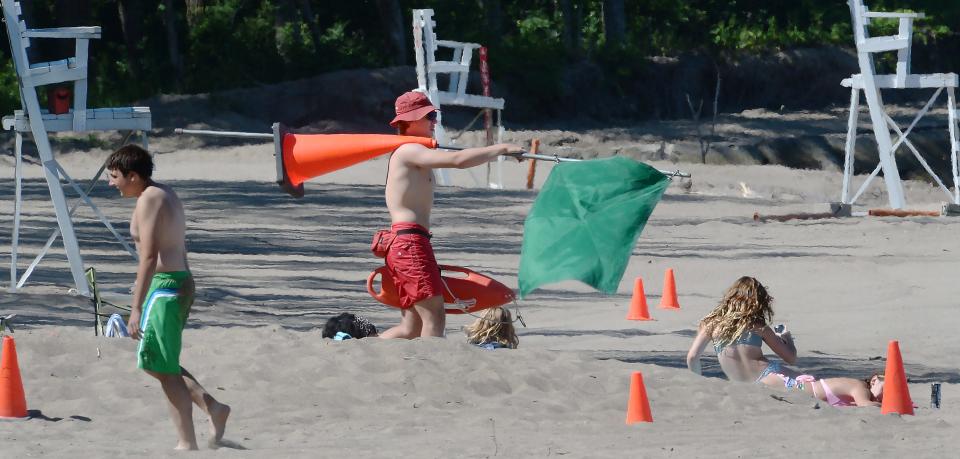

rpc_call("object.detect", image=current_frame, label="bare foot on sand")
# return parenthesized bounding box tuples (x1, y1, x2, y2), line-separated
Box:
(208, 403, 231, 448)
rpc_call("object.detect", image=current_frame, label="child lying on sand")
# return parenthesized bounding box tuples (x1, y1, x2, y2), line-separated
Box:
(790, 373, 885, 407)
(464, 307, 519, 349)
(322, 313, 379, 340)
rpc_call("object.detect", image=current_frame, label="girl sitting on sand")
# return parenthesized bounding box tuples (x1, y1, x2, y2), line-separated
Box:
(464, 307, 519, 349)
(686, 276, 805, 389)
(322, 313, 379, 340)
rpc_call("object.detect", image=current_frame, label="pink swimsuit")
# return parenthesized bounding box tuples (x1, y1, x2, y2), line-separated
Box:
(790, 375, 855, 407)
(817, 379, 856, 407)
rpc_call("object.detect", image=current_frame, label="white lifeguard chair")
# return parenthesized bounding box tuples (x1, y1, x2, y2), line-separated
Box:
(840, 0, 960, 210)
(2, 0, 151, 295)
(412, 8, 506, 188)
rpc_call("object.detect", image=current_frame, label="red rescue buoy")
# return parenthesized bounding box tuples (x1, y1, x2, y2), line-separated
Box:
(367, 265, 516, 314)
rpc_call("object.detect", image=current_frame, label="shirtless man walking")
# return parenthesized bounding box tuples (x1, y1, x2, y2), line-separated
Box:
(107, 145, 230, 450)
(378, 91, 523, 339)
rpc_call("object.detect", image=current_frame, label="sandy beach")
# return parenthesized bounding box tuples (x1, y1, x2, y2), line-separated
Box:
(0, 126, 957, 457)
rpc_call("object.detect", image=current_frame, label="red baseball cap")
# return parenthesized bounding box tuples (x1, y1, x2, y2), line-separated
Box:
(389, 91, 437, 127)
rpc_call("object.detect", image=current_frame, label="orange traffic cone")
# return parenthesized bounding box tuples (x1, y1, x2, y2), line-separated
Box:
(626, 277, 652, 321)
(881, 340, 914, 416)
(658, 268, 680, 309)
(0, 336, 27, 419)
(273, 123, 437, 198)
(625, 371, 653, 424)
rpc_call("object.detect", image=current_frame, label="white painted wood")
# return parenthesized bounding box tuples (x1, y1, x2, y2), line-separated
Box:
(841, 0, 960, 207)
(448, 47, 463, 94)
(949, 88, 960, 203)
(841, 73, 959, 89)
(412, 14, 427, 92)
(864, 12, 924, 19)
(23, 26, 101, 38)
(895, 18, 912, 88)
(436, 92, 505, 110)
(6, 108, 151, 132)
(2, 0, 151, 294)
(860, 36, 908, 53)
(73, 38, 89, 131)
(436, 40, 478, 49)
(9, 132, 22, 292)
(850, 163, 883, 205)
(841, 89, 860, 203)
(884, 112, 953, 198)
(428, 61, 469, 75)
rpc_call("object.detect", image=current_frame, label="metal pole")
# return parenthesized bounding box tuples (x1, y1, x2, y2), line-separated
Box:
(174, 128, 692, 178)
(440, 146, 691, 178)
(174, 128, 273, 139)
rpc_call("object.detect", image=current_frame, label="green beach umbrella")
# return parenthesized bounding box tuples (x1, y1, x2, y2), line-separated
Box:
(518, 157, 670, 298)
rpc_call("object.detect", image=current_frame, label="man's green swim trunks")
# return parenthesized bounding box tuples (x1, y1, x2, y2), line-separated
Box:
(138, 271, 194, 374)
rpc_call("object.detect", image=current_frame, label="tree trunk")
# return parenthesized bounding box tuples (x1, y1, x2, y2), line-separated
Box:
(298, 0, 323, 56)
(118, 0, 145, 79)
(376, 0, 406, 65)
(162, 0, 183, 90)
(274, 0, 298, 57)
(185, 0, 206, 27)
(559, 0, 581, 56)
(602, 0, 626, 46)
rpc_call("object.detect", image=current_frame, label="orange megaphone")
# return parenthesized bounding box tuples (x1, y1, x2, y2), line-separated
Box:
(273, 123, 437, 197)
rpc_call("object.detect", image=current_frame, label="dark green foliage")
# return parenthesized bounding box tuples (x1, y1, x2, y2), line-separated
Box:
(0, 0, 956, 117)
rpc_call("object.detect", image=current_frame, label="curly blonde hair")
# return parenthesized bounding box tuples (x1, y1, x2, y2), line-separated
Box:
(699, 276, 773, 346)
(464, 307, 519, 349)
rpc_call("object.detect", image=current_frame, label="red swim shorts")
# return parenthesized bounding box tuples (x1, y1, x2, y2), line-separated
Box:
(385, 222, 444, 309)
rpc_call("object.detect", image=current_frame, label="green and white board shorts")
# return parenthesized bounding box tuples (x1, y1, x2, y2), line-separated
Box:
(137, 271, 194, 374)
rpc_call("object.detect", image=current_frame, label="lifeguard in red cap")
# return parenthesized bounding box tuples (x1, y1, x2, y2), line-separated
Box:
(378, 91, 524, 339)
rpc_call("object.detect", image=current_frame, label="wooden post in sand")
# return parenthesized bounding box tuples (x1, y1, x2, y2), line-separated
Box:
(526, 139, 540, 190)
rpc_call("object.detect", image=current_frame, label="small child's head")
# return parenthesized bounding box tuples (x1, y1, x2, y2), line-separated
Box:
(322, 313, 378, 340)
(867, 373, 885, 402)
(464, 307, 518, 349)
(700, 276, 774, 344)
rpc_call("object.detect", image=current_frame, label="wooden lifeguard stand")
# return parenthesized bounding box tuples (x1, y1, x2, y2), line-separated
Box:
(839, 0, 960, 211)
(412, 8, 506, 188)
(2, 0, 151, 295)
